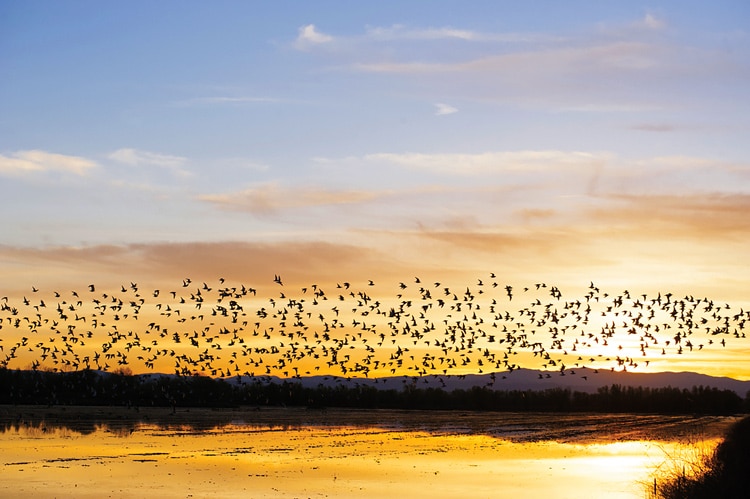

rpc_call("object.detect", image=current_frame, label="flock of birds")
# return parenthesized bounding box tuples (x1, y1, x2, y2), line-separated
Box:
(1, 274, 747, 384)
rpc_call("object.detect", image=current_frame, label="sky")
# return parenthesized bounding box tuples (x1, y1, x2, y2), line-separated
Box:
(1, 1, 749, 379)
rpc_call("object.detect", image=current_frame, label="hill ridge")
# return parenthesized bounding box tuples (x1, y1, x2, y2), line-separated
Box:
(222, 368, 750, 395)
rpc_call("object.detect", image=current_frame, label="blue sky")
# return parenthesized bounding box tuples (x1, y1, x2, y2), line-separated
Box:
(1, 1, 750, 378)
(1, 1, 749, 281)
(4, 2, 748, 163)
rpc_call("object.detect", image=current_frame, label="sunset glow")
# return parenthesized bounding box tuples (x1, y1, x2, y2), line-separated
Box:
(1, 2, 749, 382)
(0, 410, 734, 499)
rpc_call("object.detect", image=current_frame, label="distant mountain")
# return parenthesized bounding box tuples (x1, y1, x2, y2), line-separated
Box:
(4, 368, 746, 411)
(225, 368, 750, 396)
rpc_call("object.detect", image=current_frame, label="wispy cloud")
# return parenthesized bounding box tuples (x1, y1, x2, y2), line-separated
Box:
(629, 123, 677, 132)
(314, 150, 749, 197)
(364, 24, 555, 43)
(306, 152, 750, 230)
(355, 41, 665, 74)
(349, 40, 677, 111)
(0, 241, 388, 292)
(294, 23, 559, 50)
(108, 148, 191, 177)
(109, 148, 185, 168)
(379, 193, 750, 279)
(639, 12, 666, 31)
(208, 157, 271, 173)
(434, 103, 458, 116)
(597, 12, 667, 36)
(364, 150, 609, 175)
(296, 14, 745, 113)
(294, 24, 334, 50)
(173, 96, 282, 107)
(584, 193, 750, 241)
(0, 150, 97, 177)
(607, 155, 750, 197)
(367, 25, 479, 41)
(198, 183, 383, 214)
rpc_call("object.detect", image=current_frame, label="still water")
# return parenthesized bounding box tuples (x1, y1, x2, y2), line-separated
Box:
(0, 407, 737, 499)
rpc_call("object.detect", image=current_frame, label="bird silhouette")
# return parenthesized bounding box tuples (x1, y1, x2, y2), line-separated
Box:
(0, 273, 746, 386)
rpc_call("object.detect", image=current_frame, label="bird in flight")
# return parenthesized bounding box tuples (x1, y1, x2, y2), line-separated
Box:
(0, 272, 745, 385)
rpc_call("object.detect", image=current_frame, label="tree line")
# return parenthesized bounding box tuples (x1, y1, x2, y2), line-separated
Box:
(1, 368, 748, 414)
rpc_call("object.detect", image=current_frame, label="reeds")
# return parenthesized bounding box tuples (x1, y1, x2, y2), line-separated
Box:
(648, 415, 750, 499)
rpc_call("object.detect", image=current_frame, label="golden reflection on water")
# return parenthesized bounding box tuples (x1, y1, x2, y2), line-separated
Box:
(0, 410, 731, 499)
(0, 434, 714, 499)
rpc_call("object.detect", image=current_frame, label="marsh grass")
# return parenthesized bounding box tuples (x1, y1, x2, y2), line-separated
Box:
(648, 415, 750, 499)
(9, 423, 81, 439)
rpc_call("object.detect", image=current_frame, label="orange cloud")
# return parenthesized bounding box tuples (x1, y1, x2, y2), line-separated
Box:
(587, 193, 750, 237)
(0, 150, 97, 177)
(0, 241, 400, 296)
(198, 184, 383, 214)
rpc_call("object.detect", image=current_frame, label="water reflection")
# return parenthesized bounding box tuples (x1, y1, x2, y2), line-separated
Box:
(0, 405, 735, 440)
(0, 406, 737, 499)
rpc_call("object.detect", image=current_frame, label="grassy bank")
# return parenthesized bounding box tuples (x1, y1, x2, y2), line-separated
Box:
(651, 415, 750, 498)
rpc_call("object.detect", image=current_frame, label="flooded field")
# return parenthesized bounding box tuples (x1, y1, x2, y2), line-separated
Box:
(0, 406, 738, 499)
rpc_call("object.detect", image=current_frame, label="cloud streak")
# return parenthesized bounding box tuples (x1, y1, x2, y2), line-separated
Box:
(364, 24, 557, 43)
(294, 24, 334, 50)
(0, 150, 97, 177)
(434, 103, 458, 116)
(108, 148, 191, 177)
(296, 14, 745, 113)
(188, 150, 750, 256)
(109, 148, 186, 167)
(198, 183, 383, 214)
(364, 150, 610, 175)
(346, 39, 685, 111)
(173, 96, 282, 107)
(0, 241, 390, 293)
(353, 41, 667, 75)
(294, 23, 561, 51)
(588, 193, 750, 236)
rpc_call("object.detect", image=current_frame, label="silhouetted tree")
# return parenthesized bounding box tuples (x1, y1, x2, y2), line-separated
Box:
(0, 369, 744, 414)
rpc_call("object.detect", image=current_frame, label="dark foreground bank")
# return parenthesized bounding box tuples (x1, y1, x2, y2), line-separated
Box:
(652, 415, 750, 499)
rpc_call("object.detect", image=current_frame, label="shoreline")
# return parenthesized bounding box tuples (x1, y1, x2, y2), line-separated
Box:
(1, 404, 741, 443)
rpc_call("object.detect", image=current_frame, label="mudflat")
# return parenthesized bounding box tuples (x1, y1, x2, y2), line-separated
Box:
(0, 406, 738, 499)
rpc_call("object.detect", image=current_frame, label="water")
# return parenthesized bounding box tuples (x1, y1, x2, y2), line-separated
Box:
(0, 406, 737, 498)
